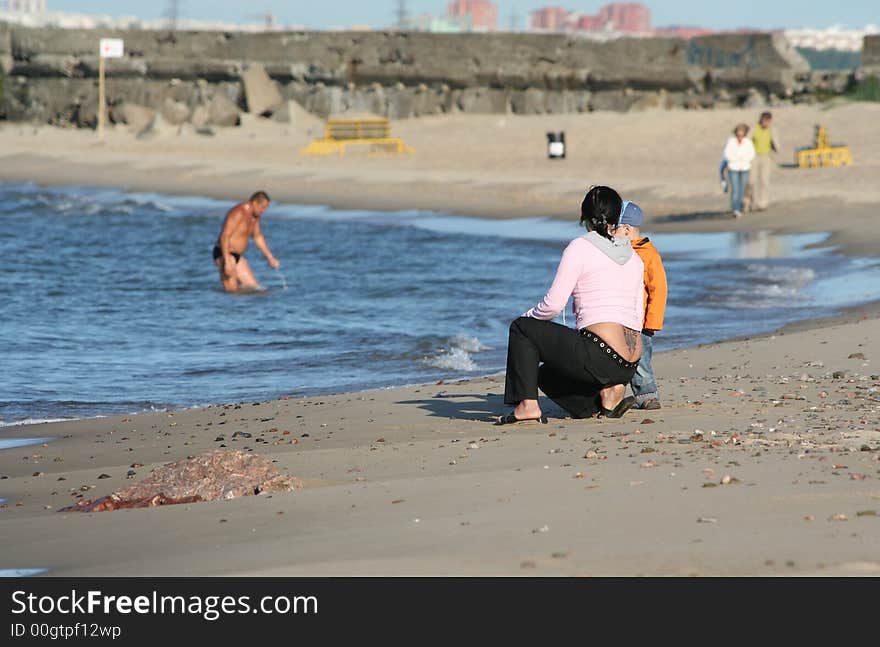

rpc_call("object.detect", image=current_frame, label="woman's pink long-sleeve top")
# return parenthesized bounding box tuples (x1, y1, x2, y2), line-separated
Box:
(523, 233, 645, 331)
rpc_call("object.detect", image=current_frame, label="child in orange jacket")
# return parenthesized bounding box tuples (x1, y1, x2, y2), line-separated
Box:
(616, 202, 668, 409)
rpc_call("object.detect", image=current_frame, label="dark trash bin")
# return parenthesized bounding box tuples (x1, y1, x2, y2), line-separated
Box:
(547, 131, 566, 159)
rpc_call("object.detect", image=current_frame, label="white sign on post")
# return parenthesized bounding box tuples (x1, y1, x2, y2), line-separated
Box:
(97, 38, 124, 139)
(99, 38, 124, 59)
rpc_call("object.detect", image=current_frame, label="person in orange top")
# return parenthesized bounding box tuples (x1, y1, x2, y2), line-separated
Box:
(615, 202, 667, 410)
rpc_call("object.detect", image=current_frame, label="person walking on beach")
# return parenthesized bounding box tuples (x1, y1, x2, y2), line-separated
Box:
(494, 185, 644, 424)
(213, 191, 280, 292)
(748, 111, 779, 212)
(720, 123, 756, 218)
(614, 201, 667, 411)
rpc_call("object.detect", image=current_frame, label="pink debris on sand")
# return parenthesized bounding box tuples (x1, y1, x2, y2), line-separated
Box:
(61, 449, 303, 512)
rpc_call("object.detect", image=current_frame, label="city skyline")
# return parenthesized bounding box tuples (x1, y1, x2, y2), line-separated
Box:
(37, 1, 880, 31)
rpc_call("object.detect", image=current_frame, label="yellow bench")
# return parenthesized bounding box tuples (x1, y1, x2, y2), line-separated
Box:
(795, 126, 853, 168)
(300, 117, 415, 156)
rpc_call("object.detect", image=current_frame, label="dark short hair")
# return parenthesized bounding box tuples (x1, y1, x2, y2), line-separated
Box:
(580, 185, 623, 240)
(760, 111, 772, 120)
(249, 190, 270, 203)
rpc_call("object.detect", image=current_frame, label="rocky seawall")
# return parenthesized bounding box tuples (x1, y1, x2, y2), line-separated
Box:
(0, 25, 875, 130)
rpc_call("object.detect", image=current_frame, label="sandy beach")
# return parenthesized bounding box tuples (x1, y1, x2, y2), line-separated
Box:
(1, 102, 879, 576)
(1, 309, 878, 576)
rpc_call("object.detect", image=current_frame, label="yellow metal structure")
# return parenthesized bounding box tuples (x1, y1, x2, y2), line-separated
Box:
(795, 126, 853, 168)
(300, 117, 415, 156)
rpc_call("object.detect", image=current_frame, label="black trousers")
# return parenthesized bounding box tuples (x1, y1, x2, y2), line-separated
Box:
(503, 316, 639, 419)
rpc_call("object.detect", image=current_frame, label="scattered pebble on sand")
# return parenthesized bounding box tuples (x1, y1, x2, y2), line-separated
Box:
(532, 525, 549, 534)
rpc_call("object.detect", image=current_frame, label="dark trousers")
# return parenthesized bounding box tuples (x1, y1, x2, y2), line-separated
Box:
(503, 316, 639, 419)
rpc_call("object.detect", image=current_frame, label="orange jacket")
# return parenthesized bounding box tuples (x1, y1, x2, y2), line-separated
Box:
(632, 238, 667, 332)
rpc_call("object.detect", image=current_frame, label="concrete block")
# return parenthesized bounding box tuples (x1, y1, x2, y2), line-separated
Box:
(241, 62, 283, 115)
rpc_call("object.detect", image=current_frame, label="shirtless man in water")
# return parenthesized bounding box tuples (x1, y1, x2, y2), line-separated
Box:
(213, 191, 280, 292)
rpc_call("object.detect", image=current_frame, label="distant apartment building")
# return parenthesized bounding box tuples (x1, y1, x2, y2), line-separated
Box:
(529, 3, 650, 34)
(529, 6, 569, 32)
(596, 2, 650, 32)
(447, 0, 498, 32)
(6, 0, 47, 12)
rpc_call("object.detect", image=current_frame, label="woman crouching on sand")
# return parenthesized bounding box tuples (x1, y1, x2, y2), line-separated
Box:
(494, 185, 644, 424)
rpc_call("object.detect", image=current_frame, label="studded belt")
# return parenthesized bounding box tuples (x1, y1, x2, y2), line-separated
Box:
(579, 329, 640, 369)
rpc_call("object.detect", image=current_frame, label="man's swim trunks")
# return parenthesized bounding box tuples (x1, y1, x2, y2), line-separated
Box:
(213, 245, 241, 263)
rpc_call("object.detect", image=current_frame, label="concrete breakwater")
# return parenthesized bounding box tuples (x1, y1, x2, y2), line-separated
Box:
(864, 34, 880, 69)
(0, 24, 874, 129)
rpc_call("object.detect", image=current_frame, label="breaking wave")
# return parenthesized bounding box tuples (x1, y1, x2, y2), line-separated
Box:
(422, 334, 492, 372)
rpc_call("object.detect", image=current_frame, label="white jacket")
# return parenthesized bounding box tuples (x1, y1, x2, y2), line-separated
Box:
(721, 136, 756, 171)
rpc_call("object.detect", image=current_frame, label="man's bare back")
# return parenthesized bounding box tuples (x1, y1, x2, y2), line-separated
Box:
(213, 191, 279, 292)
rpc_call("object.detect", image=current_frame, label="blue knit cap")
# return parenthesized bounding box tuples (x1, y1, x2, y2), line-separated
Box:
(619, 201, 644, 227)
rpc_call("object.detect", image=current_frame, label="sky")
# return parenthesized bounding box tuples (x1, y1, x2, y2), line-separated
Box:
(45, 1, 880, 31)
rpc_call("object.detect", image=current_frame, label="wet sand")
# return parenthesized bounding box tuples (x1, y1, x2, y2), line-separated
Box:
(1, 103, 879, 575)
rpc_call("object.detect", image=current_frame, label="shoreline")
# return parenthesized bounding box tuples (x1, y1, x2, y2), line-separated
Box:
(3, 101, 880, 257)
(3, 161, 878, 428)
(2, 294, 879, 432)
(2, 153, 879, 257)
(0, 256, 877, 432)
(2, 151, 879, 431)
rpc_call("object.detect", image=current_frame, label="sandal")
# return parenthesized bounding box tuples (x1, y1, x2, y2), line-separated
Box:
(597, 396, 635, 419)
(494, 413, 548, 425)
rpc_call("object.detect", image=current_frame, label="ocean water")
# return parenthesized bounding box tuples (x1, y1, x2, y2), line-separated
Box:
(1, 182, 878, 426)
(0, 437, 51, 450)
(0, 569, 48, 577)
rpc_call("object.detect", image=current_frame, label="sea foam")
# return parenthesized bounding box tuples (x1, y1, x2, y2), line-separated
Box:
(422, 335, 492, 372)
